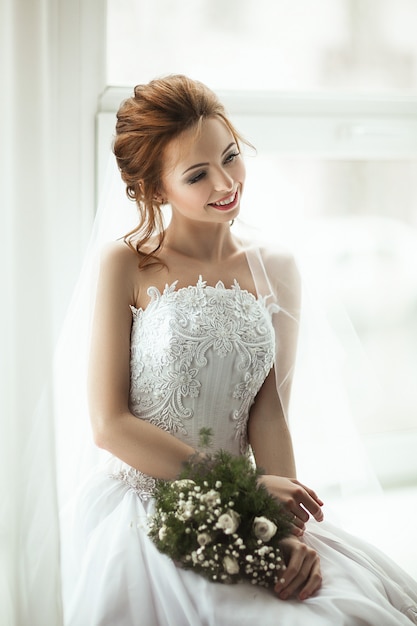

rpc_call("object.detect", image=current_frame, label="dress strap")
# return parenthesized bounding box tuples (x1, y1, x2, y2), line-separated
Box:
(244, 245, 276, 305)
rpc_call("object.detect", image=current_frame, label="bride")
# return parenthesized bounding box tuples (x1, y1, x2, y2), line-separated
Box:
(61, 74, 417, 625)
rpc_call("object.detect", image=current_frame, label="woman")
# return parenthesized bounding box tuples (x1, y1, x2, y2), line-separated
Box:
(62, 74, 417, 625)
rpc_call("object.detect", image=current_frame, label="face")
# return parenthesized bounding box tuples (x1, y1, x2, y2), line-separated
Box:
(160, 117, 246, 225)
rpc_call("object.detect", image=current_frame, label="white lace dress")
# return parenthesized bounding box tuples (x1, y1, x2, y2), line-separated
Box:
(62, 279, 417, 626)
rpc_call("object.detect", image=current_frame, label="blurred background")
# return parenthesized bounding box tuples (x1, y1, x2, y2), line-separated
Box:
(1, 1, 416, 622)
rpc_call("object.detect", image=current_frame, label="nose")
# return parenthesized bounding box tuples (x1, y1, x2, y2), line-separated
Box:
(213, 166, 234, 192)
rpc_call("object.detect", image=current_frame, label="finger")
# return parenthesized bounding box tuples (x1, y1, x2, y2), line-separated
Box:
(297, 481, 324, 507)
(284, 484, 324, 523)
(291, 504, 310, 524)
(275, 542, 320, 599)
(289, 509, 305, 528)
(290, 520, 305, 537)
(274, 543, 305, 594)
(296, 495, 324, 522)
(287, 502, 311, 525)
(298, 559, 322, 600)
(278, 563, 316, 600)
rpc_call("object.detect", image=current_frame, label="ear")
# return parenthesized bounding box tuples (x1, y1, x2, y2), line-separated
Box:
(153, 187, 167, 204)
(139, 180, 165, 203)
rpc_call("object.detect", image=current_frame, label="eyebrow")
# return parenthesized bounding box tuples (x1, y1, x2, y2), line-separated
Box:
(181, 142, 236, 175)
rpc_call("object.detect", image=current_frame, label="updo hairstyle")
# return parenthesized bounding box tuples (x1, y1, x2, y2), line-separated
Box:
(113, 74, 244, 267)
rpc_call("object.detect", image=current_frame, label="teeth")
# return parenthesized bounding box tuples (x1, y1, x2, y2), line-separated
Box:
(212, 192, 235, 206)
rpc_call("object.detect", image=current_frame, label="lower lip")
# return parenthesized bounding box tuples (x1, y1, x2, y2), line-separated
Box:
(209, 190, 239, 212)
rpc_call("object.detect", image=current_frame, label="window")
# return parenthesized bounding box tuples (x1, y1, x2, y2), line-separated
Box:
(107, 0, 417, 92)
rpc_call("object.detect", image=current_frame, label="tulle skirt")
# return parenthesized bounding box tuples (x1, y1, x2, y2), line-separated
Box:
(60, 466, 417, 626)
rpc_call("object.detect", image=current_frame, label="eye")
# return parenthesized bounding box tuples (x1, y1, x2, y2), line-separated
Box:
(187, 171, 206, 185)
(224, 151, 240, 164)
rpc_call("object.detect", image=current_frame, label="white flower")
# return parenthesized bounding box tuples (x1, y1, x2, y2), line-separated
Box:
(172, 479, 196, 490)
(158, 525, 167, 541)
(216, 510, 240, 535)
(223, 555, 240, 575)
(253, 516, 277, 542)
(200, 489, 221, 508)
(197, 532, 212, 546)
(176, 501, 195, 521)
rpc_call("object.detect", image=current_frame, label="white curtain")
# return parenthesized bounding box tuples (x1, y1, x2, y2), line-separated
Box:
(0, 1, 105, 624)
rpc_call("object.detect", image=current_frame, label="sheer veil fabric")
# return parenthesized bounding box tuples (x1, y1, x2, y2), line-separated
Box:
(55, 153, 381, 518)
(238, 224, 381, 500)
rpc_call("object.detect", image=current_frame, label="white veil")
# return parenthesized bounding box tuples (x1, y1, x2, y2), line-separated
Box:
(54, 152, 381, 517)
(54, 157, 137, 508)
(238, 222, 381, 499)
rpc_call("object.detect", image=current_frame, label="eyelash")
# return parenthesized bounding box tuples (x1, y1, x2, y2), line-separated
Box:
(187, 151, 240, 185)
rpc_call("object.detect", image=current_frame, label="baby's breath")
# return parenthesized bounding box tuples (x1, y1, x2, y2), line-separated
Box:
(147, 447, 292, 588)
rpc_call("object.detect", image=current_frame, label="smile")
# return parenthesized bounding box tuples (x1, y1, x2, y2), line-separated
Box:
(209, 190, 239, 210)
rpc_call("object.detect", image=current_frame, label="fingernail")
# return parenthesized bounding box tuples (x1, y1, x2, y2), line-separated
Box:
(280, 592, 288, 600)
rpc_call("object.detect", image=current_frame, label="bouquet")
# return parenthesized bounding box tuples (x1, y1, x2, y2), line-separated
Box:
(148, 434, 292, 588)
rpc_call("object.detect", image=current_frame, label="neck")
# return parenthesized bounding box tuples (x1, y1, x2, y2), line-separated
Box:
(163, 220, 238, 263)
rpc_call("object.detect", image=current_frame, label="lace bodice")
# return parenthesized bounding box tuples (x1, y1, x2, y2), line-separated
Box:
(110, 277, 275, 498)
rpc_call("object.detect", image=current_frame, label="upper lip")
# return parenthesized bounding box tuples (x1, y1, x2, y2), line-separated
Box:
(209, 189, 237, 205)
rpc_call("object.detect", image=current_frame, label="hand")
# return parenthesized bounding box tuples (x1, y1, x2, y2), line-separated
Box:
(274, 536, 322, 601)
(258, 476, 324, 535)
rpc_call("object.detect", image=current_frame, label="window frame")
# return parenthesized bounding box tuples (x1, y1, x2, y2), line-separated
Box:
(97, 87, 417, 190)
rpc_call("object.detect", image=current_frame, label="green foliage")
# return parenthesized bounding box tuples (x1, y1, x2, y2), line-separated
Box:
(198, 427, 214, 449)
(148, 449, 292, 587)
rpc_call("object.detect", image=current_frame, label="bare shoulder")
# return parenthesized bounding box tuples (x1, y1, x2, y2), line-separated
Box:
(95, 239, 145, 306)
(97, 239, 150, 287)
(97, 239, 168, 308)
(99, 238, 140, 268)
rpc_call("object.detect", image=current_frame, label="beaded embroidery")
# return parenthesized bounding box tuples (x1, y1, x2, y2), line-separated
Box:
(110, 278, 275, 499)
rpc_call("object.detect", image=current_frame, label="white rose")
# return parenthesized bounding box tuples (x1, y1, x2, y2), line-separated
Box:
(177, 500, 195, 521)
(158, 525, 167, 541)
(223, 555, 240, 575)
(253, 516, 277, 542)
(200, 489, 221, 508)
(197, 532, 212, 546)
(216, 510, 240, 535)
(172, 479, 196, 490)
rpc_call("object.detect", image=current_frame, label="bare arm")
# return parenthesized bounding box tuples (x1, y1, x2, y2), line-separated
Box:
(248, 367, 297, 477)
(87, 242, 195, 479)
(248, 368, 324, 528)
(249, 369, 324, 599)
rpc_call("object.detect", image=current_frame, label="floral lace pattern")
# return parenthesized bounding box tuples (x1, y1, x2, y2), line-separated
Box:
(110, 466, 156, 501)
(111, 277, 275, 499)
